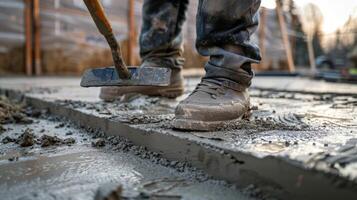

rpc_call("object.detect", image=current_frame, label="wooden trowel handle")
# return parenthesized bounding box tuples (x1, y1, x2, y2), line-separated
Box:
(83, 0, 131, 79)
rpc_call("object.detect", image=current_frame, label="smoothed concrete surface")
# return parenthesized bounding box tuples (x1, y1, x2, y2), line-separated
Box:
(252, 76, 357, 95)
(1, 76, 357, 199)
(0, 116, 254, 200)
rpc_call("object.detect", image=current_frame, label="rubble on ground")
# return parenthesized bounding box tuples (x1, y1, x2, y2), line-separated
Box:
(92, 138, 106, 147)
(17, 128, 36, 147)
(0, 96, 33, 124)
(0, 96, 76, 148)
(0, 124, 5, 133)
(38, 134, 76, 147)
(2, 128, 76, 148)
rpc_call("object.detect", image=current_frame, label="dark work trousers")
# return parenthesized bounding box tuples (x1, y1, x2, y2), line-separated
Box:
(140, 0, 261, 87)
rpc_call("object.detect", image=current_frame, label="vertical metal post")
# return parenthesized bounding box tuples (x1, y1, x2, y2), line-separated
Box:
(54, 0, 60, 36)
(33, 0, 42, 75)
(276, 0, 295, 72)
(307, 34, 316, 74)
(258, 7, 267, 70)
(127, 0, 136, 66)
(24, 0, 33, 76)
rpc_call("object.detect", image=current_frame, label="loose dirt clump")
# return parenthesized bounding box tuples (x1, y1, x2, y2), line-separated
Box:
(2, 128, 37, 147)
(92, 138, 106, 147)
(0, 124, 5, 133)
(2, 136, 16, 144)
(17, 128, 36, 147)
(39, 135, 76, 147)
(0, 96, 33, 124)
(2, 128, 76, 147)
(39, 135, 63, 147)
(63, 138, 76, 145)
(55, 123, 65, 129)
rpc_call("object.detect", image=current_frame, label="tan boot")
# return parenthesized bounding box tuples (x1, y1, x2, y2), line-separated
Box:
(173, 78, 250, 131)
(99, 61, 184, 102)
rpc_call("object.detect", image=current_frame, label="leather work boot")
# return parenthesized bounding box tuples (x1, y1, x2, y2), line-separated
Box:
(173, 78, 250, 131)
(99, 59, 184, 102)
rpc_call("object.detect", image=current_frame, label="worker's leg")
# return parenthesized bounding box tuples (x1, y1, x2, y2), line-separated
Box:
(140, 0, 188, 69)
(174, 0, 261, 131)
(100, 0, 189, 101)
(197, 0, 261, 85)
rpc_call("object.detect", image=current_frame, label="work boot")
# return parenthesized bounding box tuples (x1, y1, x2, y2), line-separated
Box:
(99, 59, 184, 102)
(173, 78, 250, 131)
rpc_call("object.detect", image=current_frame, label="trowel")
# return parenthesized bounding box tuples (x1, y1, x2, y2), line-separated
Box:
(80, 0, 171, 87)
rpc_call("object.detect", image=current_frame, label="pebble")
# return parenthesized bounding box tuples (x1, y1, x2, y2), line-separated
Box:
(66, 131, 73, 136)
(92, 138, 106, 147)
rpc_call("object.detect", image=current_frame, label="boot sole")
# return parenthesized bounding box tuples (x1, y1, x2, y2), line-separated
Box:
(173, 110, 250, 132)
(100, 86, 184, 102)
(157, 87, 184, 98)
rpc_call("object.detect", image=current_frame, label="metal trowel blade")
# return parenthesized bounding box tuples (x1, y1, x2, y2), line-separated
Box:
(80, 66, 171, 87)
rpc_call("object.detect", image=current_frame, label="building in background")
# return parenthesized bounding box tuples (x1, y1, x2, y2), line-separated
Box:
(0, 0, 326, 75)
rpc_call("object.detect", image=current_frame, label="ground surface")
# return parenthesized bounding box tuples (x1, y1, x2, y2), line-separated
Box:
(1, 76, 357, 199)
(0, 100, 256, 200)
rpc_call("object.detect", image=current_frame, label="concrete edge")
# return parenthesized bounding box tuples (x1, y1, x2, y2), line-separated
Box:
(2, 88, 357, 200)
(251, 86, 357, 97)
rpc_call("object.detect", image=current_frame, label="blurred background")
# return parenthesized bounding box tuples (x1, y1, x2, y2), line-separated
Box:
(0, 0, 356, 80)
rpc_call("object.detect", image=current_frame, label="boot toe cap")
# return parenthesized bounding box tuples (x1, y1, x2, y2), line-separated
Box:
(175, 101, 249, 122)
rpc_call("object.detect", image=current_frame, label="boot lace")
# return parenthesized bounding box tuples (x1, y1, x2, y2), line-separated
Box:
(193, 79, 225, 99)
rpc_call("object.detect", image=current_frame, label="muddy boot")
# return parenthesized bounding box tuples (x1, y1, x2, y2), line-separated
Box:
(173, 78, 250, 131)
(99, 59, 184, 102)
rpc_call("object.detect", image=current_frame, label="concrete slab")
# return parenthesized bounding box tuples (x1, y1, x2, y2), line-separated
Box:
(1, 76, 357, 199)
(251, 77, 357, 96)
(0, 111, 254, 200)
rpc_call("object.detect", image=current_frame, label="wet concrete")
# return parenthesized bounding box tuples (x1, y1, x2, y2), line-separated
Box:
(1, 77, 357, 199)
(251, 77, 357, 96)
(0, 103, 256, 200)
